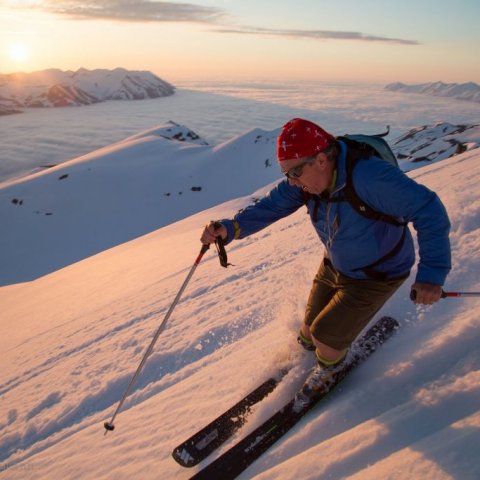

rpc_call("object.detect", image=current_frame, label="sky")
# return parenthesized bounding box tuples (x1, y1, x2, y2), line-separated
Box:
(0, 0, 479, 83)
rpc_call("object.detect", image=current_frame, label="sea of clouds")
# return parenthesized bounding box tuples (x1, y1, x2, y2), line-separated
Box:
(1, 80, 479, 183)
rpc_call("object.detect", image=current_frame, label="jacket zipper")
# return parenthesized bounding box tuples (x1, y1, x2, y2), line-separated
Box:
(326, 182, 345, 250)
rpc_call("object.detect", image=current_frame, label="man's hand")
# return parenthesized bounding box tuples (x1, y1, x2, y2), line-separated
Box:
(200, 221, 227, 245)
(411, 282, 443, 305)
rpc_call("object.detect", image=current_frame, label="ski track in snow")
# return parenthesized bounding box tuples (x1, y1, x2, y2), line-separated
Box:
(0, 217, 315, 471)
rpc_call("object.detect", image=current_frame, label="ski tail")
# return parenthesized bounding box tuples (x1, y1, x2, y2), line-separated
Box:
(172, 369, 289, 467)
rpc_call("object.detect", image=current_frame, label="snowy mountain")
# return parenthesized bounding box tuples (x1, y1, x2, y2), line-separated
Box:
(392, 122, 480, 171)
(0, 128, 479, 479)
(0, 68, 175, 111)
(385, 81, 480, 103)
(2, 120, 478, 287)
(0, 121, 278, 285)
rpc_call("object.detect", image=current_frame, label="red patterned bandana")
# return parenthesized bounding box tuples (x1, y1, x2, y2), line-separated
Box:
(277, 118, 335, 162)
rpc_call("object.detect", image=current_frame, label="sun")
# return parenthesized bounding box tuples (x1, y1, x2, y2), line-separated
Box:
(8, 42, 30, 63)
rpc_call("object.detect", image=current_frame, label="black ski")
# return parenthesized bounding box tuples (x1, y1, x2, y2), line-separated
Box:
(172, 369, 290, 467)
(189, 316, 399, 480)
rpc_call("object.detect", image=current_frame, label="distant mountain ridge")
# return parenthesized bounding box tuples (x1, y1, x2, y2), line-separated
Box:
(385, 81, 480, 103)
(0, 68, 175, 113)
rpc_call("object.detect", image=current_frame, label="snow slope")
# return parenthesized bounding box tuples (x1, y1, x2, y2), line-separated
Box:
(0, 136, 479, 477)
(0, 121, 278, 285)
(2, 121, 478, 286)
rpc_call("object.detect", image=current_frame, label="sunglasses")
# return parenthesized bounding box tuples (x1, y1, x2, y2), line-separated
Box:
(282, 157, 315, 179)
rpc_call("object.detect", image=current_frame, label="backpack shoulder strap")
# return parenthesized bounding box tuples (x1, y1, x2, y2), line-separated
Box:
(341, 138, 407, 227)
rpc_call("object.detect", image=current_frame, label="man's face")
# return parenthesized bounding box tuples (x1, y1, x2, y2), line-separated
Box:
(279, 152, 333, 195)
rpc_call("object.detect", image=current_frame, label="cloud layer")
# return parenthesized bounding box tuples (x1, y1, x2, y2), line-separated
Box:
(9, 1, 419, 44)
(214, 26, 420, 45)
(23, 0, 225, 23)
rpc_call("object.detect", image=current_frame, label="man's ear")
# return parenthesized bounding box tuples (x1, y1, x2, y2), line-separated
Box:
(316, 152, 328, 169)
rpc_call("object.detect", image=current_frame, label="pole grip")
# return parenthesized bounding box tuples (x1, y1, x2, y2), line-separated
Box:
(410, 289, 455, 301)
(195, 244, 210, 264)
(211, 221, 231, 268)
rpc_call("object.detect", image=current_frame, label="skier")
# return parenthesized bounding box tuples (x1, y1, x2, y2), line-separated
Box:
(200, 118, 451, 383)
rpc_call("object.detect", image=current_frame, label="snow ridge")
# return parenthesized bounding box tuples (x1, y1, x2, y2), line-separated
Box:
(0, 121, 278, 285)
(392, 122, 480, 171)
(2, 121, 477, 286)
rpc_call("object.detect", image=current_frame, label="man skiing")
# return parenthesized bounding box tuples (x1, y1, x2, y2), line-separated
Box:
(200, 118, 451, 376)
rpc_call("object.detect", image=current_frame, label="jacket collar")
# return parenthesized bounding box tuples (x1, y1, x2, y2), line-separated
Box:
(331, 140, 348, 194)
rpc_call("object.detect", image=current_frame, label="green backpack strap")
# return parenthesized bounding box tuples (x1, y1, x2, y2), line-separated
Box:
(302, 135, 406, 227)
(340, 137, 406, 227)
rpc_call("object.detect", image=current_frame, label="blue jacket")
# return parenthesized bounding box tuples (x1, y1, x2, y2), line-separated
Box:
(222, 140, 451, 285)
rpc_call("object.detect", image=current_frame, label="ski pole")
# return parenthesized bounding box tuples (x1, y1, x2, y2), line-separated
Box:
(410, 289, 480, 301)
(104, 243, 210, 435)
(440, 291, 480, 298)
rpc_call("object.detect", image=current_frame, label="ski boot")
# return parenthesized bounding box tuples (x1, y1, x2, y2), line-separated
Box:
(293, 350, 348, 412)
(297, 330, 316, 351)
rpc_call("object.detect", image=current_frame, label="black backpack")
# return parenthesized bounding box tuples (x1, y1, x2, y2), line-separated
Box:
(304, 128, 409, 280)
(306, 127, 406, 228)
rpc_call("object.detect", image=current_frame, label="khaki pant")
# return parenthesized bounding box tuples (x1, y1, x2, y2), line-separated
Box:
(304, 258, 408, 351)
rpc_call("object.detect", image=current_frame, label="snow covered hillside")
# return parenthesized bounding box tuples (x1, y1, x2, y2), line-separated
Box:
(393, 122, 480, 171)
(2, 120, 478, 286)
(0, 68, 174, 111)
(0, 121, 279, 285)
(0, 124, 479, 479)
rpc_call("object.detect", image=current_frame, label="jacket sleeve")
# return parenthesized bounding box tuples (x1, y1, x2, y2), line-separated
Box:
(220, 180, 305, 244)
(354, 158, 451, 285)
